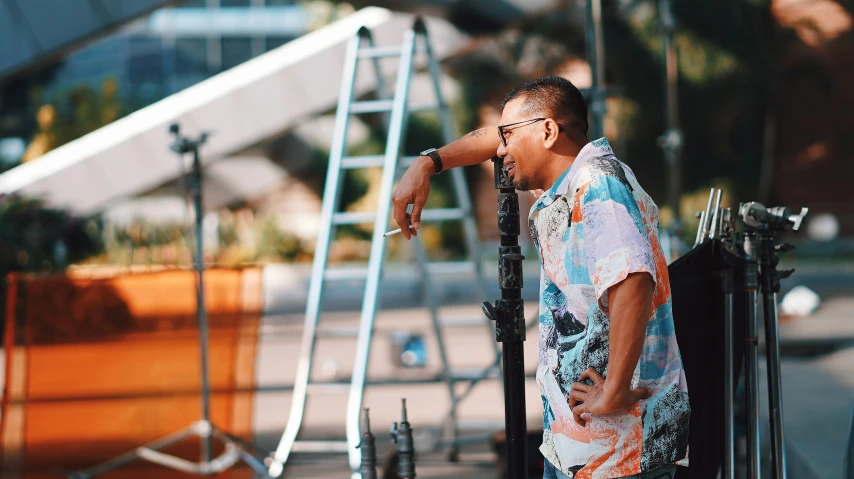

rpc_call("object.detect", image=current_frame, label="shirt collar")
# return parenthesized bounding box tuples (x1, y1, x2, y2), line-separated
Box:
(530, 137, 615, 213)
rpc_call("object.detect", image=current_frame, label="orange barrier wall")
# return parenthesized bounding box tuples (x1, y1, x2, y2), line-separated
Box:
(1, 267, 263, 479)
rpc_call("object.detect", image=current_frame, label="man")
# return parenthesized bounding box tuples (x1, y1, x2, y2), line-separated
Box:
(392, 76, 689, 479)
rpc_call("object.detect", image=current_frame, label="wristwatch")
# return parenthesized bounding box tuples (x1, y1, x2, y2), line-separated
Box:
(420, 148, 443, 175)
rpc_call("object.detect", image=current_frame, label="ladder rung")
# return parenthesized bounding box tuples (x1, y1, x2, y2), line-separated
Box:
(340, 155, 420, 169)
(316, 326, 361, 338)
(291, 440, 350, 453)
(358, 45, 403, 58)
(438, 316, 489, 327)
(323, 267, 368, 281)
(449, 367, 501, 381)
(341, 155, 385, 169)
(421, 208, 466, 221)
(426, 261, 476, 275)
(331, 212, 375, 225)
(349, 101, 436, 115)
(330, 210, 462, 227)
(350, 100, 393, 113)
(409, 104, 438, 113)
(306, 382, 351, 394)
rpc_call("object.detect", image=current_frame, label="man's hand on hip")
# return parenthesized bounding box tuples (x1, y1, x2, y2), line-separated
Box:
(391, 156, 434, 240)
(568, 367, 652, 426)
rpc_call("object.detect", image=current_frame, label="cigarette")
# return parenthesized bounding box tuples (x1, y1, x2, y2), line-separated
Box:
(383, 224, 417, 237)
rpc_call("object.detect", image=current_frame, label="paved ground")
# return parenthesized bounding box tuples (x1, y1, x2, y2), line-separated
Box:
(2, 267, 851, 478)
(254, 267, 854, 479)
(252, 301, 543, 478)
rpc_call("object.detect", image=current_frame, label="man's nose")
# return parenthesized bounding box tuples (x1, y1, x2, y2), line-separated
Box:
(496, 140, 507, 158)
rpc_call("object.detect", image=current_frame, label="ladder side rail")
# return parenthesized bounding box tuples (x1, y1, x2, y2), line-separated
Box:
(418, 22, 506, 442)
(345, 27, 419, 476)
(366, 32, 392, 129)
(411, 237, 462, 454)
(270, 30, 367, 472)
(420, 26, 490, 305)
(397, 26, 463, 454)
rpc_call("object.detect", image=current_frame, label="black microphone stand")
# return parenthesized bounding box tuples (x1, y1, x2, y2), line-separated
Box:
(482, 156, 528, 479)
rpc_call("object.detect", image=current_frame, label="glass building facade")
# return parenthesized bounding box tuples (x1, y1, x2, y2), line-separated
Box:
(0, 0, 307, 170)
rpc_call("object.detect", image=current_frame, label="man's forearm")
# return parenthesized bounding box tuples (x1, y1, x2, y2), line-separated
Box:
(603, 272, 654, 397)
(414, 126, 499, 174)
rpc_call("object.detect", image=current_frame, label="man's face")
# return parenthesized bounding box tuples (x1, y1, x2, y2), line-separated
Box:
(496, 97, 547, 191)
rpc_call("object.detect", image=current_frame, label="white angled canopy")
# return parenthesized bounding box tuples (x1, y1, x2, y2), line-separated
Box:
(0, 7, 466, 215)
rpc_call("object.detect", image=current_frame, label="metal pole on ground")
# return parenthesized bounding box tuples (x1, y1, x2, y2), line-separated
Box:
(483, 156, 528, 479)
(585, 0, 606, 140)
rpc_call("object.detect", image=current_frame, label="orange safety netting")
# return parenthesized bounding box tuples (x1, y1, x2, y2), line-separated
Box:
(1, 267, 263, 479)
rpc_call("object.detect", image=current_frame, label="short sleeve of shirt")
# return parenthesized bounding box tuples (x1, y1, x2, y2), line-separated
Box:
(580, 174, 656, 303)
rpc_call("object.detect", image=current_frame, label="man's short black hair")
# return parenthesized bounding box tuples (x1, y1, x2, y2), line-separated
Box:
(502, 76, 589, 140)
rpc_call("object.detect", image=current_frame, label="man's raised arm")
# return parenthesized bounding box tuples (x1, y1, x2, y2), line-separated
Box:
(391, 127, 499, 239)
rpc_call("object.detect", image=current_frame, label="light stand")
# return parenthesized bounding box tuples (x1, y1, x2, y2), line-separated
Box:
(741, 226, 762, 479)
(741, 202, 808, 479)
(482, 156, 528, 479)
(657, 0, 687, 259)
(358, 408, 377, 479)
(69, 123, 269, 478)
(390, 399, 416, 479)
(718, 211, 740, 479)
(695, 193, 807, 479)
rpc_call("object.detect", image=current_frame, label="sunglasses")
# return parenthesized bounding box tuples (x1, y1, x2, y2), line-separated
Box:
(497, 118, 564, 147)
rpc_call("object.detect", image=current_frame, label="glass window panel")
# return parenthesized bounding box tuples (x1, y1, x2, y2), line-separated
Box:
(175, 38, 209, 76)
(221, 38, 252, 70)
(264, 36, 293, 51)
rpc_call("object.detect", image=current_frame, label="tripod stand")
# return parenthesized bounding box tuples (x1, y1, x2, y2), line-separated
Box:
(740, 202, 808, 479)
(69, 124, 269, 478)
(481, 156, 528, 479)
(695, 192, 807, 479)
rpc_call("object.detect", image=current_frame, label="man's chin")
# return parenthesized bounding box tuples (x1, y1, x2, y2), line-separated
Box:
(512, 180, 529, 191)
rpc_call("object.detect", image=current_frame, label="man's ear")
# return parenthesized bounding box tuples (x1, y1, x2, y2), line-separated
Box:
(543, 119, 560, 149)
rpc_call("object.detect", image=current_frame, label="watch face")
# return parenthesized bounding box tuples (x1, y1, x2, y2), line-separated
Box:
(421, 148, 435, 156)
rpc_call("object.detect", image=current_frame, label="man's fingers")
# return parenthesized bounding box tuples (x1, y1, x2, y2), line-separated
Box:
(571, 382, 593, 393)
(569, 390, 588, 426)
(568, 392, 579, 410)
(580, 367, 605, 385)
(631, 387, 654, 401)
(392, 193, 412, 239)
(569, 389, 588, 404)
(572, 401, 587, 426)
(410, 195, 427, 236)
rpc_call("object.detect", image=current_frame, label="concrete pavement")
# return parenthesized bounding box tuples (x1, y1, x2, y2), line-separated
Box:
(257, 264, 854, 478)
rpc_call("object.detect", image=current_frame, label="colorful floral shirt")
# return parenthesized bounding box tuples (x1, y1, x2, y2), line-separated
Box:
(531, 138, 689, 479)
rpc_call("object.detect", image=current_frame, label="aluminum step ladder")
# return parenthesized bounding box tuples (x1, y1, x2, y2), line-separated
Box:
(268, 18, 500, 478)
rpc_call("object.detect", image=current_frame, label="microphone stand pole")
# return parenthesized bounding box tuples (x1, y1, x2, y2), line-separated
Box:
(482, 156, 528, 479)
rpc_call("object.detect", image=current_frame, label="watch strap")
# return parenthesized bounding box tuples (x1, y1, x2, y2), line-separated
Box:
(424, 149, 443, 175)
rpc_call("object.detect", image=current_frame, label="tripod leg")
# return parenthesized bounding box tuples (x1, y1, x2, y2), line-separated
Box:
(763, 292, 787, 478)
(743, 234, 761, 479)
(723, 288, 735, 479)
(745, 289, 761, 479)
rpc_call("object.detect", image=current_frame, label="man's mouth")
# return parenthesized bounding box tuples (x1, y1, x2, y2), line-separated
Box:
(504, 163, 516, 176)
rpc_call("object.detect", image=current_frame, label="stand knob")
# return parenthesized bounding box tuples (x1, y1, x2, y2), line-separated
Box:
(775, 243, 795, 253)
(482, 301, 497, 321)
(390, 422, 399, 443)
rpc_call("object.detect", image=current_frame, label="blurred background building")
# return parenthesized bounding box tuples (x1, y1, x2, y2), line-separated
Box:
(1, 0, 853, 274)
(1, 2, 854, 478)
